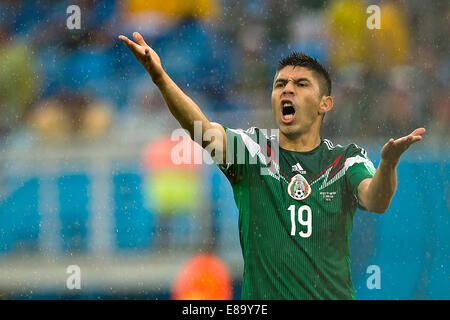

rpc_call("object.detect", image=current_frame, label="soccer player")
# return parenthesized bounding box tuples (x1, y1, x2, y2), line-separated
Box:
(119, 32, 426, 299)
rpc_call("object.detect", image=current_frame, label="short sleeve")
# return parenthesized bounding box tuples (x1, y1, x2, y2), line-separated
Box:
(217, 125, 264, 185)
(345, 144, 376, 209)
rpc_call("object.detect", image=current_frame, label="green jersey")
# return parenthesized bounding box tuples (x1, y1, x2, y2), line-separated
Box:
(218, 126, 376, 300)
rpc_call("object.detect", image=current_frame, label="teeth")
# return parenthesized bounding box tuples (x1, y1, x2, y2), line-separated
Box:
(284, 114, 293, 120)
(283, 102, 293, 107)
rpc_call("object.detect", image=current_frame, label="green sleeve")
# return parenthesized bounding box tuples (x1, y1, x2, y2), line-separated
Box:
(345, 144, 376, 209)
(217, 125, 262, 185)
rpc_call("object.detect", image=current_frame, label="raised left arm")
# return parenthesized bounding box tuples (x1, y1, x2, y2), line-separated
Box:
(357, 128, 426, 213)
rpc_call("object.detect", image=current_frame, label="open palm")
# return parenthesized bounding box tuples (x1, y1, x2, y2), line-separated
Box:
(380, 128, 426, 166)
(118, 32, 165, 83)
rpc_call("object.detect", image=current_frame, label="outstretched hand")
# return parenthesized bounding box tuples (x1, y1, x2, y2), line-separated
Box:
(118, 32, 165, 84)
(380, 128, 426, 166)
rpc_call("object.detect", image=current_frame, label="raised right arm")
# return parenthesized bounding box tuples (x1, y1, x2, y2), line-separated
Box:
(119, 32, 226, 163)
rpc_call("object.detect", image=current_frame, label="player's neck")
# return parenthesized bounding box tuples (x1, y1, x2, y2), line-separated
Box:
(279, 130, 321, 152)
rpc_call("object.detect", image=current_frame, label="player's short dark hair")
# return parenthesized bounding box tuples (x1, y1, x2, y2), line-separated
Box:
(276, 52, 332, 97)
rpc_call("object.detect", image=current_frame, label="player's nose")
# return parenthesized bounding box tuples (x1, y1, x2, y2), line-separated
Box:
(282, 80, 295, 94)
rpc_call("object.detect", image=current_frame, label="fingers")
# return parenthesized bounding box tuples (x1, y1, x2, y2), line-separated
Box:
(382, 139, 395, 153)
(382, 128, 425, 163)
(133, 32, 149, 47)
(410, 127, 426, 137)
(408, 135, 423, 144)
(392, 135, 421, 151)
(143, 47, 153, 69)
(406, 127, 426, 145)
(119, 33, 153, 61)
(119, 34, 150, 65)
(119, 33, 157, 75)
(118, 35, 132, 45)
(396, 135, 413, 145)
(118, 35, 139, 52)
(392, 127, 426, 146)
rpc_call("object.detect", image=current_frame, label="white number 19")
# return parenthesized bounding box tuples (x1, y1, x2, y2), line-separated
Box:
(288, 204, 312, 238)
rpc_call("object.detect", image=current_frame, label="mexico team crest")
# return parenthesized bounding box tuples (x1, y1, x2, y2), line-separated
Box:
(287, 174, 312, 201)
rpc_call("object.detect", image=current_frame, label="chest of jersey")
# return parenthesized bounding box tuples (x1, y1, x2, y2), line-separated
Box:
(244, 146, 355, 247)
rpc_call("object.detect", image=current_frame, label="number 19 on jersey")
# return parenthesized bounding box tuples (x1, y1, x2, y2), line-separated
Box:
(288, 204, 312, 238)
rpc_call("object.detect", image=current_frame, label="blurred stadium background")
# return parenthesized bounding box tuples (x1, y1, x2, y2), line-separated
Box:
(0, 0, 448, 299)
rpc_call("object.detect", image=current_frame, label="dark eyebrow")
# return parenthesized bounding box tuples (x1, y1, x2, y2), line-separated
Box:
(293, 78, 312, 83)
(274, 77, 312, 84)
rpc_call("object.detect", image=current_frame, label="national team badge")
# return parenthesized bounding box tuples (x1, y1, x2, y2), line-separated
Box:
(287, 174, 312, 201)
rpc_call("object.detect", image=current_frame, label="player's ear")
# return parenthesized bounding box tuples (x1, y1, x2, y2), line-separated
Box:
(319, 95, 333, 116)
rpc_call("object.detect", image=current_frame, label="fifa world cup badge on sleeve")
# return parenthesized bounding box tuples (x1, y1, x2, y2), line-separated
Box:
(287, 174, 312, 200)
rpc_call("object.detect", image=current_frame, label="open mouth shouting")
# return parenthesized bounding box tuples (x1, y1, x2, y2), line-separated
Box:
(280, 99, 296, 124)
